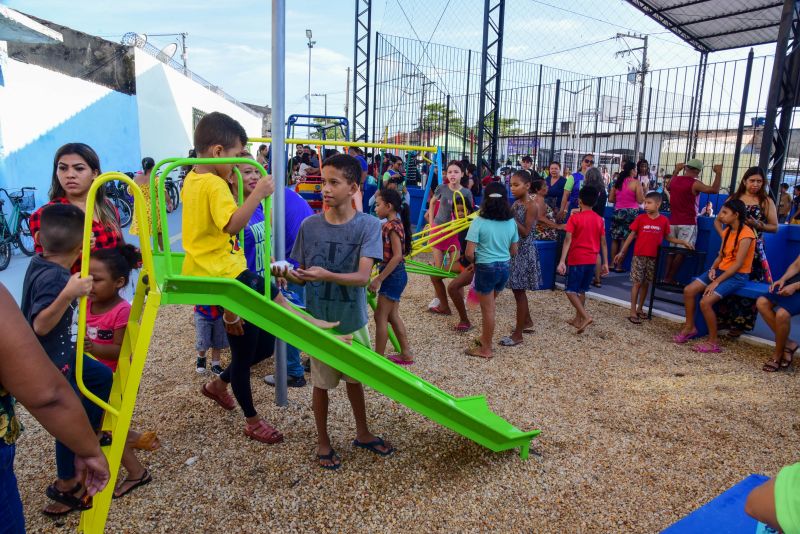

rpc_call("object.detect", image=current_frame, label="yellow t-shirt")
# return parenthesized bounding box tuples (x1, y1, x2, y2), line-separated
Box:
(180, 171, 245, 278)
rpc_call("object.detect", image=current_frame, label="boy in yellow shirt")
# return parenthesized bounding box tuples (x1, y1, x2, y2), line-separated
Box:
(182, 112, 339, 443)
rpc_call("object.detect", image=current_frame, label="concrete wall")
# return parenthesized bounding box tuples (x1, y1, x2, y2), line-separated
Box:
(135, 49, 262, 168)
(0, 45, 140, 207)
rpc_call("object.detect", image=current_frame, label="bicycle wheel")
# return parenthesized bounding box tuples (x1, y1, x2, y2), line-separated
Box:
(16, 214, 35, 256)
(169, 184, 180, 210)
(0, 242, 10, 271)
(116, 197, 133, 228)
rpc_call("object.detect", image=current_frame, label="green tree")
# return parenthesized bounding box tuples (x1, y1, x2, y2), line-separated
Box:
(421, 103, 464, 133)
(476, 115, 521, 136)
(309, 118, 346, 141)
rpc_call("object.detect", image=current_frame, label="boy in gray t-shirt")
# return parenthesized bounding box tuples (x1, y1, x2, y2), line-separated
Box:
(282, 154, 394, 469)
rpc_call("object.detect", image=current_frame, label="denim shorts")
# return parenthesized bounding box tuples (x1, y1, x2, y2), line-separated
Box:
(474, 261, 510, 295)
(565, 264, 595, 294)
(0, 444, 25, 534)
(194, 314, 229, 352)
(765, 292, 800, 316)
(695, 269, 748, 297)
(378, 263, 408, 302)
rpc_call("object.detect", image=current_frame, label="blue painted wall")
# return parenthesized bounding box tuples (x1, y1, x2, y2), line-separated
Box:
(0, 90, 140, 208)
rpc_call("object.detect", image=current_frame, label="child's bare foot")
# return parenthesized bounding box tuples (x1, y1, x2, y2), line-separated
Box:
(567, 317, 580, 328)
(576, 317, 593, 334)
(465, 346, 493, 359)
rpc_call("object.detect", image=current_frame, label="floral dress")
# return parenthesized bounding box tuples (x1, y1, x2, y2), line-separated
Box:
(717, 203, 772, 332)
(532, 196, 558, 241)
(507, 200, 542, 291)
(0, 384, 22, 446)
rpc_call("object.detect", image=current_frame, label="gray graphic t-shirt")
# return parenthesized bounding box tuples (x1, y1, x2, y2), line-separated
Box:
(291, 212, 382, 334)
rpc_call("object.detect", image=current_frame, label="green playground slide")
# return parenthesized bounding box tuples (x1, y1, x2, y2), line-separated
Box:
(155, 254, 540, 458)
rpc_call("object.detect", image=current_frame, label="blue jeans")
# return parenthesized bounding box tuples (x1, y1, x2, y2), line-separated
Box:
(56, 355, 113, 480)
(474, 261, 511, 295)
(285, 282, 305, 378)
(0, 444, 25, 533)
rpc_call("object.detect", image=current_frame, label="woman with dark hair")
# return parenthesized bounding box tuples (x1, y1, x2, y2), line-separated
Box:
(29, 143, 123, 271)
(608, 161, 644, 273)
(544, 161, 566, 213)
(466, 163, 481, 197)
(716, 166, 778, 337)
(637, 159, 655, 191)
(463, 182, 518, 359)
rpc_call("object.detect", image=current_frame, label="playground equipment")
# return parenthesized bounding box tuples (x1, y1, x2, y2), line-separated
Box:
(71, 155, 538, 532)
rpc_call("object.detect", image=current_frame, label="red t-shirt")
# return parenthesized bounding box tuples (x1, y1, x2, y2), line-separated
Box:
(86, 299, 131, 372)
(630, 213, 670, 257)
(668, 175, 699, 226)
(565, 209, 605, 265)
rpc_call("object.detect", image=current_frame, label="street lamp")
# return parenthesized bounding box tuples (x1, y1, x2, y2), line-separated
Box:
(306, 29, 316, 137)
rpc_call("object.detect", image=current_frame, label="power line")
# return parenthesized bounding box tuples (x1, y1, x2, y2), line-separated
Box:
(519, 37, 617, 62)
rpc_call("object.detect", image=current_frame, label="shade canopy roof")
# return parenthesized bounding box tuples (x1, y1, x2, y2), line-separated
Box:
(624, 0, 783, 52)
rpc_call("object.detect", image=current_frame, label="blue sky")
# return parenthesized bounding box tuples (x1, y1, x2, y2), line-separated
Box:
(5, 0, 774, 119)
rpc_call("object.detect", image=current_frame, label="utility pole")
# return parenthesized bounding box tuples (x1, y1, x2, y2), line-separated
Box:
(616, 32, 648, 161)
(345, 67, 351, 134)
(418, 80, 434, 145)
(306, 29, 316, 137)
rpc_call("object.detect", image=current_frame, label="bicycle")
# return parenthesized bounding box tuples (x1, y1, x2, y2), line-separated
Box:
(104, 180, 133, 228)
(0, 187, 36, 270)
(164, 176, 180, 213)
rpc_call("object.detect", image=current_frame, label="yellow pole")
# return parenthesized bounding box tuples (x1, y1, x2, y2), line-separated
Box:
(249, 137, 437, 153)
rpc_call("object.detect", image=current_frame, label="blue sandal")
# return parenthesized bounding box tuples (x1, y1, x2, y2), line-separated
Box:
(352, 437, 395, 457)
(317, 449, 341, 470)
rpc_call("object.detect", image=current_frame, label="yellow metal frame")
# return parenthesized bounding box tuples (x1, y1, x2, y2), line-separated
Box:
(76, 173, 161, 533)
(248, 137, 437, 153)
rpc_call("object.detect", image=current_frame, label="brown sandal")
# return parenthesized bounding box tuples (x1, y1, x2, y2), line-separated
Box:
(464, 347, 492, 359)
(201, 383, 236, 411)
(245, 419, 284, 444)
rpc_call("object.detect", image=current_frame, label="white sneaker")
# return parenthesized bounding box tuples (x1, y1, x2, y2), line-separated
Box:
(428, 298, 440, 310)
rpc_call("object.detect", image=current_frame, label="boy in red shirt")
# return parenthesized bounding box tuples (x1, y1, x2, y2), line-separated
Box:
(557, 187, 609, 333)
(614, 191, 693, 323)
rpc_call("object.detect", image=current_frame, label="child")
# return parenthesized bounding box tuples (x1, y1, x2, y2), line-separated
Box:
(86, 245, 155, 498)
(502, 170, 542, 346)
(613, 192, 693, 324)
(281, 154, 393, 470)
(557, 187, 609, 334)
(182, 113, 337, 445)
(20, 203, 114, 516)
(193, 305, 228, 375)
(675, 199, 755, 353)
(427, 161, 474, 315)
(463, 182, 519, 359)
(745, 461, 800, 533)
(369, 188, 414, 365)
(129, 156, 172, 249)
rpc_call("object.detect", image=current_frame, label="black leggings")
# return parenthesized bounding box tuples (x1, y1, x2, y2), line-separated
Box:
(220, 270, 277, 418)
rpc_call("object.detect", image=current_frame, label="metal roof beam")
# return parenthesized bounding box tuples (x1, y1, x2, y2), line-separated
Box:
(662, 2, 783, 30)
(698, 21, 782, 40)
(625, 0, 712, 52)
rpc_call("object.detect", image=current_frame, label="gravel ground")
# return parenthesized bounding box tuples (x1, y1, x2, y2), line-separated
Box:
(14, 266, 800, 533)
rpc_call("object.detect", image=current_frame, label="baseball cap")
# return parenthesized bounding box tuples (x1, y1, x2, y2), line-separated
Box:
(686, 158, 704, 171)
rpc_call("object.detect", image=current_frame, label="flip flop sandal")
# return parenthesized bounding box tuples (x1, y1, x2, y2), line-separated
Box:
(692, 342, 722, 353)
(44, 483, 91, 515)
(112, 469, 152, 499)
(201, 383, 236, 411)
(244, 419, 284, 444)
(637, 312, 650, 320)
(388, 354, 414, 366)
(591, 280, 602, 288)
(522, 328, 535, 334)
(454, 322, 473, 332)
(427, 306, 452, 316)
(352, 437, 395, 457)
(499, 336, 522, 347)
(781, 345, 798, 369)
(317, 449, 341, 470)
(673, 330, 698, 344)
(628, 316, 642, 325)
(763, 359, 782, 372)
